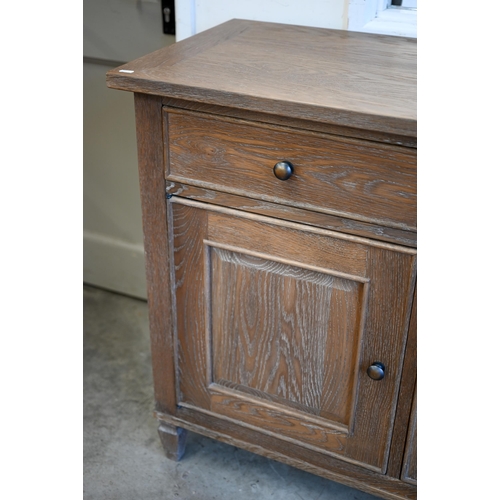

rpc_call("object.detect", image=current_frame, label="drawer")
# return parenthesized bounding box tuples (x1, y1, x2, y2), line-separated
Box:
(164, 108, 417, 231)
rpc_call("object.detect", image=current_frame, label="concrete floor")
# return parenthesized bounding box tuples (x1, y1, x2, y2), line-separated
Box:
(83, 285, 381, 500)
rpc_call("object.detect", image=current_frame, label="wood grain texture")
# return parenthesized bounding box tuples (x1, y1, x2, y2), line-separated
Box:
(156, 407, 417, 500)
(387, 286, 417, 478)
(171, 200, 416, 471)
(207, 212, 369, 278)
(170, 203, 210, 410)
(347, 247, 416, 470)
(210, 246, 362, 426)
(161, 97, 417, 148)
(157, 422, 187, 461)
(165, 181, 417, 247)
(401, 389, 417, 484)
(166, 109, 416, 231)
(209, 382, 349, 433)
(134, 93, 177, 415)
(172, 196, 417, 255)
(107, 19, 416, 139)
(209, 391, 350, 460)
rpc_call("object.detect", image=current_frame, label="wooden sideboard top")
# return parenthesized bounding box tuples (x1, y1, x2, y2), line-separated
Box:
(106, 19, 416, 140)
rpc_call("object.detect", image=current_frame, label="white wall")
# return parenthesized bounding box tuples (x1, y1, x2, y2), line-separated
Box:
(175, 0, 417, 42)
(83, 0, 175, 299)
(176, 0, 348, 41)
(83, 63, 147, 298)
(84, 0, 173, 62)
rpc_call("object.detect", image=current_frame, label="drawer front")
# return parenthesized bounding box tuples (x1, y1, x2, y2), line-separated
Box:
(165, 109, 417, 231)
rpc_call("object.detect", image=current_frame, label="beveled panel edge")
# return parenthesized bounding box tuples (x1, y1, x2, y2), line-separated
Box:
(203, 240, 370, 283)
(163, 110, 171, 178)
(208, 383, 349, 434)
(204, 240, 369, 436)
(214, 379, 351, 427)
(347, 280, 371, 436)
(203, 243, 214, 388)
(166, 199, 182, 410)
(209, 391, 348, 458)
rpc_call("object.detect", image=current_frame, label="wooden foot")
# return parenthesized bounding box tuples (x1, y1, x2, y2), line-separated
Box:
(158, 421, 188, 461)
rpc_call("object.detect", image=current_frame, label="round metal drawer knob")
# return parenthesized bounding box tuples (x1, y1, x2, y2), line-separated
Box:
(273, 161, 294, 181)
(367, 362, 385, 381)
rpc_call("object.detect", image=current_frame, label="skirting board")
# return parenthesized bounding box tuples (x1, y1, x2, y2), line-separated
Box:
(83, 230, 147, 300)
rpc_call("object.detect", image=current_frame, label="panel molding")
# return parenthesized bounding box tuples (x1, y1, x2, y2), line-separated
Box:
(204, 240, 371, 283)
(208, 383, 348, 433)
(401, 387, 417, 484)
(202, 239, 370, 438)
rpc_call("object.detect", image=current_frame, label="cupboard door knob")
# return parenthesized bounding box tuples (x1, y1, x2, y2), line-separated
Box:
(367, 362, 385, 381)
(273, 161, 294, 180)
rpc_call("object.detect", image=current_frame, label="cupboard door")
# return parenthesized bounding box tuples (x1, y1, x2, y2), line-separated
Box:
(170, 200, 416, 473)
(401, 391, 417, 484)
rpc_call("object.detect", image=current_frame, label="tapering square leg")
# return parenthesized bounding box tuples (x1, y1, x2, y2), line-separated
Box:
(158, 422, 188, 461)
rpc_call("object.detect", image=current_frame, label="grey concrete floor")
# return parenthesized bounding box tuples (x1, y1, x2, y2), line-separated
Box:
(83, 285, 381, 500)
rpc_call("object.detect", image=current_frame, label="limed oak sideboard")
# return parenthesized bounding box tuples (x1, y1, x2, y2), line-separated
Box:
(107, 19, 417, 500)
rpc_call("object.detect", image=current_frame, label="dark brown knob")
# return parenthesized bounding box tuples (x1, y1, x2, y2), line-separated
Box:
(273, 161, 293, 181)
(367, 362, 385, 381)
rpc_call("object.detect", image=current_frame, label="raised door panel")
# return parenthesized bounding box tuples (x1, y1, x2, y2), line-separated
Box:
(170, 199, 416, 473)
(211, 248, 362, 428)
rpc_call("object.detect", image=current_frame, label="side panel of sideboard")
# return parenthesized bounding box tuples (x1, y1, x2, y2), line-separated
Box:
(134, 93, 177, 416)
